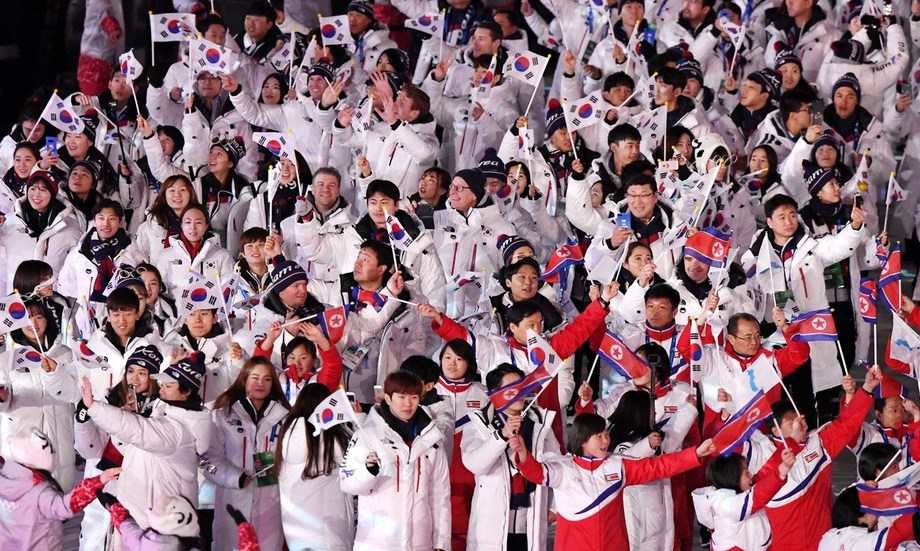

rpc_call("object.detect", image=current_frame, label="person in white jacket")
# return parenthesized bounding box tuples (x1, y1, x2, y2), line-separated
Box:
(762, 1, 839, 82)
(818, 483, 920, 550)
(205, 357, 289, 551)
(275, 381, 356, 551)
(0, 301, 77, 490)
(153, 205, 235, 298)
(77, 352, 212, 532)
(121, 174, 199, 266)
(693, 448, 796, 551)
(460, 363, 561, 551)
(0, 172, 82, 294)
(340, 370, 451, 551)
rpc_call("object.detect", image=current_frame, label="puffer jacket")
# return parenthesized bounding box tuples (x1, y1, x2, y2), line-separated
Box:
(340, 405, 451, 551)
(0, 198, 82, 293)
(153, 233, 235, 298)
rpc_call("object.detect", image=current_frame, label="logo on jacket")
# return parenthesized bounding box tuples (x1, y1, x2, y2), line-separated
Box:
(604, 473, 620, 482)
(805, 451, 819, 463)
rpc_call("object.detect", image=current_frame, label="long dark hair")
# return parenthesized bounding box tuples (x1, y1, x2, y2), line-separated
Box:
(274, 383, 352, 479)
(608, 390, 653, 446)
(439, 339, 477, 381)
(213, 358, 289, 412)
(11, 301, 58, 350)
(149, 175, 200, 229)
(106, 366, 160, 408)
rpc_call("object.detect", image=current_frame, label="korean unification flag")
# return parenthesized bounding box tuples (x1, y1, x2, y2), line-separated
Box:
(118, 50, 144, 81)
(319, 15, 353, 46)
(405, 13, 444, 37)
(150, 13, 197, 42)
(562, 94, 604, 130)
(891, 315, 920, 366)
(41, 92, 85, 135)
(253, 132, 293, 159)
(189, 38, 240, 76)
(505, 50, 549, 88)
(179, 272, 222, 314)
(0, 293, 31, 335)
(310, 388, 359, 435)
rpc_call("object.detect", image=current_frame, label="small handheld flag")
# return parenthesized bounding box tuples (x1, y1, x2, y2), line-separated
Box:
(385, 213, 415, 251)
(309, 388, 359, 435)
(73, 340, 110, 371)
(13, 347, 43, 371)
(319, 15, 353, 46)
(858, 278, 878, 325)
(598, 330, 650, 380)
(118, 50, 144, 81)
(253, 132, 294, 160)
(790, 309, 838, 343)
(504, 50, 549, 88)
(350, 287, 388, 312)
(39, 92, 85, 135)
(711, 391, 772, 455)
(179, 272, 223, 314)
(318, 305, 349, 345)
(542, 239, 584, 284)
(404, 14, 444, 37)
(562, 93, 604, 130)
(879, 244, 902, 312)
(856, 484, 918, 517)
(150, 13, 196, 42)
(0, 293, 31, 335)
(189, 38, 241, 75)
(684, 227, 732, 268)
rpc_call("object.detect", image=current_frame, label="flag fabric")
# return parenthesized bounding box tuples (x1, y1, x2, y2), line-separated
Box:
(189, 38, 241, 75)
(40, 93, 85, 135)
(351, 98, 374, 135)
(350, 287, 388, 312)
(712, 390, 772, 455)
(253, 132, 294, 159)
(13, 346, 43, 371)
(790, 309, 838, 342)
(233, 289, 262, 311)
(880, 244, 902, 312)
(684, 227, 732, 268)
(310, 388, 360, 435)
(319, 15, 353, 46)
(488, 365, 553, 412)
(512, 128, 534, 161)
(526, 329, 561, 372)
(179, 272, 223, 313)
(505, 50, 549, 88)
(689, 318, 703, 386)
(598, 330, 650, 380)
(150, 13, 196, 42)
(754, 237, 786, 296)
(268, 40, 295, 73)
(471, 55, 498, 103)
(842, 154, 870, 197)
(562, 93, 604, 130)
(0, 293, 31, 335)
(447, 271, 483, 292)
(856, 484, 918, 517)
(719, 14, 746, 50)
(318, 305, 349, 345)
(100, 264, 139, 299)
(118, 50, 144, 81)
(890, 314, 920, 365)
(886, 173, 909, 205)
(542, 239, 584, 284)
(858, 278, 878, 325)
(73, 340, 110, 370)
(385, 213, 415, 250)
(876, 238, 889, 266)
(625, 23, 649, 78)
(635, 106, 668, 152)
(404, 13, 444, 37)
(301, 36, 320, 69)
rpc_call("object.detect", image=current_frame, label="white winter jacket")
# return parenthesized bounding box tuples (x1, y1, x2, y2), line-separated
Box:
(154, 234, 235, 298)
(0, 200, 82, 293)
(340, 406, 451, 551)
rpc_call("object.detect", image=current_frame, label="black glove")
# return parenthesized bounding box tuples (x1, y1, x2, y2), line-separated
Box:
(96, 491, 118, 510)
(226, 504, 247, 526)
(75, 400, 91, 423)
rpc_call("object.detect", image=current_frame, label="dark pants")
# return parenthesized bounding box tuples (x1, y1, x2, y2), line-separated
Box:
(507, 534, 528, 551)
(196, 508, 213, 551)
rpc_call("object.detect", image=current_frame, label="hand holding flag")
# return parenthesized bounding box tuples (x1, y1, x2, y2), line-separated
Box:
(38, 92, 85, 135)
(309, 388, 359, 435)
(711, 390, 772, 455)
(598, 330, 650, 380)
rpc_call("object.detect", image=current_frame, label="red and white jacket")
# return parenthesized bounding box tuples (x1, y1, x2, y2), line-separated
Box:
(765, 389, 874, 551)
(516, 446, 702, 550)
(818, 514, 918, 551)
(693, 448, 787, 551)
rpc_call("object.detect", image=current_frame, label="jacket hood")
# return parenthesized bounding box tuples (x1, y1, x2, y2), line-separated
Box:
(0, 459, 37, 501)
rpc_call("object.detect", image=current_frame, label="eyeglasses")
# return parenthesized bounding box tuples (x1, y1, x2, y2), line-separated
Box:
(626, 192, 655, 199)
(732, 333, 762, 342)
(450, 184, 471, 192)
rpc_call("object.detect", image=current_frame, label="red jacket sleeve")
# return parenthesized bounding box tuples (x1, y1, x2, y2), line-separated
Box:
(252, 341, 271, 360)
(237, 522, 262, 551)
(623, 446, 701, 486)
(574, 399, 596, 415)
(432, 316, 470, 343)
(67, 475, 105, 513)
(516, 452, 547, 484)
(549, 301, 608, 359)
(774, 326, 810, 377)
(909, 308, 920, 328)
(316, 346, 344, 392)
(820, 389, 874, 459)
(884, 512, 916, 551)
(750, 449, 786, 512)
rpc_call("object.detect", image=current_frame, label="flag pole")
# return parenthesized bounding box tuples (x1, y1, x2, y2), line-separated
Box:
(875, 449, 902, 482)
(26, 92, 54, 143)
(213, 270, 235, 341)
(128, 79, 143, 120)
(873, 323, 879, 367)
(771, 417, 790, 450)
(584, 353, 601, 388)
(149, 12, 156, 67)
(384, 209, 401, 271)
(835, 340, 849, 377)
(772, 358, 801, 417)
(266, 165, 275, 233)
(612, 235, 632, 282)
(883, 172, 894, 234)
(288, 31, 296, 90)
(520, 375, 554, 416)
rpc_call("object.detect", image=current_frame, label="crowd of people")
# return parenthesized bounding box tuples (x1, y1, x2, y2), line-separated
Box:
(1, 0, 920, 549)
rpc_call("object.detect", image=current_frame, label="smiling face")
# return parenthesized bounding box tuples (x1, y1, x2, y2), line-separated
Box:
(68, 165, 94, 195)
(109, 308, 139, 340)
(13, 147, 37, 178)
(278, 280, 307, 309)
(93, 207, 122, 240)
(242, 239, 266, 268)
(449, 177, 477, 212)
(180, 208, 208, 243)
(65, 133, 91, 159)
(125, 365, 151, 394)
(245, 363, 274, 402)
(312, 172, 341, 211)
(727, 318, 762, 356)
(366, 192, 396, 228)
(27, 183, 52, 211)
(814, 144, 837, 168)
(471, 28, 498, 57)
(581, 430, 611, 458)
(260, 76, 283, 105)
(208, 146, 233, 174)
(140, 271, 160, 304)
